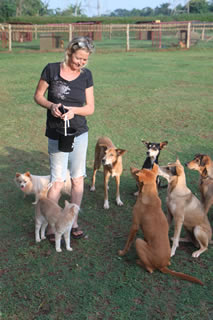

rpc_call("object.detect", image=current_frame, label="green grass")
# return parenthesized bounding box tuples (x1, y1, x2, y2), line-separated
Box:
(0, 48, 213, 319)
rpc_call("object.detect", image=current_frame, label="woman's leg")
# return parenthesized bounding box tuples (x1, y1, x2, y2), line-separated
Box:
(69, 132, 88, 238)
(47, 138, 69, 236)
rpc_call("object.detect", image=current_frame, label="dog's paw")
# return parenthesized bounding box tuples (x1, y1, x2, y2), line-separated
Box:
(118, 250, 124, 256)
(104, 201, 109, 209)
(116, 199, 123, 206)
(56, 248, 62, 253)
(90, 186, 95, 192)
(133, 191, 139, 197)
(192, 250, 202, 258)
(36, 239, 41, 243)
(170, 249, 176, 257)
(41, 236, 46, 240)
(67, 247, 73, 252)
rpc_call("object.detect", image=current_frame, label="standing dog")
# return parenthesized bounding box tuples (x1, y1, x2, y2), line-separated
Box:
(158, 159, 212, 258)
(14, 170, 71, 204)
(133, 140, 168, 195)
(186, 154, 213, 214)
(118, 164, 203, 285)
(90, 136, 126, 209)
(35, 191, 79, 252)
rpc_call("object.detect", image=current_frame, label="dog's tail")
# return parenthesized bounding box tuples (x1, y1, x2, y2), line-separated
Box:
(160, 267, 203, 286)
(36, 185, 50, 203)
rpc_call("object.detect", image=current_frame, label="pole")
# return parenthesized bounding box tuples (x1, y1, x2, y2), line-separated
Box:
(69, 24, 72, 42)
(187, 22, 191, 49)
(8, 24, 12, 52)
(126, 24, 129, 52)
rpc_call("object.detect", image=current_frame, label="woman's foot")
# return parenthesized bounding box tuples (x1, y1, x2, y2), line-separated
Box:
(71, 227, 85, 239)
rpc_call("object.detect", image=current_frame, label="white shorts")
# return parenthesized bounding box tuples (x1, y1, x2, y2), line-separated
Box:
(48, 132, 88, 182)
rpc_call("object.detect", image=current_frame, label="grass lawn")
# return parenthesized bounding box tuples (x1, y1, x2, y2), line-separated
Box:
(0, 48, 213, 320)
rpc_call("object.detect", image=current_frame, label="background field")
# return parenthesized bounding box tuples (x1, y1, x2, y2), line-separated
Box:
(0, 48, 213, 319)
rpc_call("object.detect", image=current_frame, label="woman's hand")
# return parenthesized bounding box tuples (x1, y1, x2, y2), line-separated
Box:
(61, 106, 75, 120)
(50, 103, 63, 118)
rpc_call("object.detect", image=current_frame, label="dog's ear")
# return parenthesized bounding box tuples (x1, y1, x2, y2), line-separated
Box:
(160, 141, 168, 149)
(16, 173, 21, 178)
(25, 172, 31, 178)
(130, 167, 140, 180)
(64, 200, 69, 207)
(175, 158, 181, 165)
(116, 149, 127, 157)
(141, 140, 149, 147)
(200, 155, 209, 167)
(99, 144, 108, 151)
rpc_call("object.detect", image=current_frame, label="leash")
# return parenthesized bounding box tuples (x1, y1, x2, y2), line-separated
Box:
(64, 114, 70, 136)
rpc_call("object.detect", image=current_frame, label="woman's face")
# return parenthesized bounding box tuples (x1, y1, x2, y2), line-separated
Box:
(69, 49, 90, 71)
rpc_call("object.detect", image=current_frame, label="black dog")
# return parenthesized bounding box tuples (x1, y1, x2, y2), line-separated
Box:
(133, 140, 168, 195)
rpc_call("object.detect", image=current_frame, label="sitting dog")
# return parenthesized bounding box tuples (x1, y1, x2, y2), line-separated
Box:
(186, 154, 213, 214)
(118, 164, 203, 285)
(14, 170, 71, 204)
(90, 136, 126, 209)
(158, 159, 212, 258)
(35, 190, 79, 252)
(133, 140, 168, 196)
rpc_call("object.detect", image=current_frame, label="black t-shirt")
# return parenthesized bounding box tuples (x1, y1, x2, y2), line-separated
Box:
(40, 62, 93, 139)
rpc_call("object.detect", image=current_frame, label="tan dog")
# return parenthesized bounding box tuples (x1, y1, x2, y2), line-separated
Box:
(90, 136, 126, 209)
(186, 154, 213, 214)
(35, 191, 79, 252)
(15, 170, 71, 204)
(118, 164, 203, 285)
(158, 159, 212, 258)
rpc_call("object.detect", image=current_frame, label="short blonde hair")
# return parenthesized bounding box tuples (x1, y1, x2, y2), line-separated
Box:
(64, 36, 95, 65)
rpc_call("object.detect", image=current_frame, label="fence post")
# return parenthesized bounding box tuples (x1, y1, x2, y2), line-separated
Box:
(109, 24, 112, 40)
(69, 24, 72, 42)
(126, 24, 129, 52)
(187, 22, 191, 49)
(8, 24, 12, 52)
(34, 25, 37, 40)
(201, 24, 205, 41)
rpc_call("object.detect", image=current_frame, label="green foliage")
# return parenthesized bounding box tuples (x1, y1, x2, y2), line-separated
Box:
(0, 49, 213, 319)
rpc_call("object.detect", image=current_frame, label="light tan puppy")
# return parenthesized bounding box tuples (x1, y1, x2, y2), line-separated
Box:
(90, 136, 126, 209)
(118, 164, 203, 285)
(35, 192, 79, 252)
(158, 159, 212, 258)
(15, 170, 71, 204)
(186, 154, 213, 214)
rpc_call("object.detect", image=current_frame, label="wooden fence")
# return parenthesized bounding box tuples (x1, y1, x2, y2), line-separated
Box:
(1, 22, 213, 52)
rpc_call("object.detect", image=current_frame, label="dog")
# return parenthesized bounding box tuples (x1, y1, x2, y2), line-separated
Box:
(14, 170, 71, 204)
(133, 139, 168, 196)
(118, 164, 203, 285)
(158, 159, 212, 258)
(35, 190, 79, 252)
(90, 136, 126, 209)
(186, 154, 213, 214)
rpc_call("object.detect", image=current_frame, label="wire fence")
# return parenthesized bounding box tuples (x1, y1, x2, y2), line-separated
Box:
(1, 21, 213, 53)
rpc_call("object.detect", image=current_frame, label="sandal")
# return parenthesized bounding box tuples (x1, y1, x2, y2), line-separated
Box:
(71, 227, 85, 239)
(46, 233, 65, 245)
(46, 233, 55, 243)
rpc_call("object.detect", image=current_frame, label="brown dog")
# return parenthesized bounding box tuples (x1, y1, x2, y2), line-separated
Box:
(186, 154, 213, 214)
(118, 164, 203, 285)
(90, 136, 126, 209)
(158, 159, 212, 258)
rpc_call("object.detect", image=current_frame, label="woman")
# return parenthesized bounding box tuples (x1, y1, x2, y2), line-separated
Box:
(34, 36, 95, 240)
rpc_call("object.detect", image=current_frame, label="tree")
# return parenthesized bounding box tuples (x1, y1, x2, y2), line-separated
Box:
(0, 0, 16, 18)
(141, 7, 154, 16)
(188, 0, 209, 13)
(154, 3, 172, 15)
